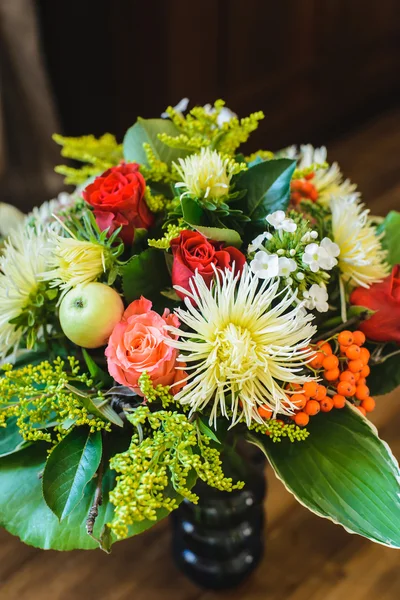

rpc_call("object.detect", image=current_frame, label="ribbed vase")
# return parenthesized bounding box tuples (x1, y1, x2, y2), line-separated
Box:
(171, 447, 266, 589)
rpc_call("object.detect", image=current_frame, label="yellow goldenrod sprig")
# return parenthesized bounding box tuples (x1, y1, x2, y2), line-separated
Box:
(53, 133, 123, 185)
(0, 357, 111, 444)
(148, 221, 186, 249)
(109, 405, 243, 539)
(249, 419, 310, 443)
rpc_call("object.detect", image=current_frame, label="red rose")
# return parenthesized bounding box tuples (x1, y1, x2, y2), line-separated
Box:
(83, 162, 154, 244)
(350, 265, 400, 343)
(171, 230, 246, 299)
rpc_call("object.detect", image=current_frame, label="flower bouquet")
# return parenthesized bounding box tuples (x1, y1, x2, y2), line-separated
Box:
(1, 100, 400, 562)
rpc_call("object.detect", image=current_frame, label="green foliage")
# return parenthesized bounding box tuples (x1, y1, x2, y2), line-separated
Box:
(53, 133, 123, 185)
(82, 349, 113, 389)
(368, 345, 400, 396)
(0, 357, 113, 445)
(109, 406, 243, 539)
(43, 428, 102, 521)
(378, 210, 400, 267)
(248, 405, 400, 547)
(236, 158, 296, 221)
(121, 248, 171, 306)
(191, 225, 242, 248)
(123, 118, 189, 167)
(0, 417, 29, 457)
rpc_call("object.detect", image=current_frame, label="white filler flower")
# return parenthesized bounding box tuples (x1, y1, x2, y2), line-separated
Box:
(302, 237, 339, 273)
(303, 284, 329, 313)
(266, 210, 297, 233)
(250, 252, 279, 279)
(165, 265, 316, 427)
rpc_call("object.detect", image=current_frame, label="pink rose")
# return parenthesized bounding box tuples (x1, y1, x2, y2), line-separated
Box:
(105, 296, 186, 394)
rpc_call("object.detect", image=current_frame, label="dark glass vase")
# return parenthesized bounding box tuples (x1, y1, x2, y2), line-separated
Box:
(171, 445, 266, 590)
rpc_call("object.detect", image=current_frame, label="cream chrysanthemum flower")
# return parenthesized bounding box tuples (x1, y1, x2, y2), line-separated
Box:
(42, 232, 112, 293)
(174, 147, 238, 201)
(331, 194, 388, 288)
(166, 266, 317, 427)
(0, 226, 48, 358)
(288, 144, 357, 206)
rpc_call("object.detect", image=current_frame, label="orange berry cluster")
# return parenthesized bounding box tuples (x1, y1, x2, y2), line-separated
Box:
(309, 330, 374, 417)
(290, 174, 318, 205)
(287, 381, 332, 427)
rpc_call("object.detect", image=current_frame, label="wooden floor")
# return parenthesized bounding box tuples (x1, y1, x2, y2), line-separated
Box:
(1, 109, 400, 600)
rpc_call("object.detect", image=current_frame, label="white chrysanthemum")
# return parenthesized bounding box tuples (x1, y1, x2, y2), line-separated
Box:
(166, 266, 317, 427)
(175, 147, 236, 200)
(0, 226, 48, 358)
(287, 144, 357, 206)
(331, 195, 388, 288)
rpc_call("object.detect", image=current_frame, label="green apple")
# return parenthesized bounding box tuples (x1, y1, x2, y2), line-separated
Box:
(59, 282, 124, 348)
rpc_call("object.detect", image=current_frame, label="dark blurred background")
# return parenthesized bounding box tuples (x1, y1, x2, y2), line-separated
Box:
(0, 0, 399, 211)
(1, 3, 400, 599)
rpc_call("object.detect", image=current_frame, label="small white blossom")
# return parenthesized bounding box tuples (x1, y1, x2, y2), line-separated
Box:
(278, 257, 297, 278)
(266, 210, 297, 233)
(248, 232, 272, 253)
(250, 252, 279, 280)
(301, 230, 318, 243)
(203, 103, 237, 126)
(302, 237, 339, 273)
(161, 97, 189, 118)
(303, 284, 329, 313)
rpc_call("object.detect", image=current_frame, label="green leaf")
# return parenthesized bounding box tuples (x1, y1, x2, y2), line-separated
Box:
(121, 248, 171, 306)
(0, 433, 196, 550)
(0, 418, 30, 458)
(368, 347, 400, 396)
(192, 225, 242, 248)
(378, 211, 400, 267)
(181, 196, 205, 226)
(197, 417, 221, 444)
(0, 443, 114, 550)
(123, 118, 188, 167)
(236, 158, 296, 220)
(82, 349, 113, 389)
(42, 428, 102, 521)
(248, 405, 400, 548)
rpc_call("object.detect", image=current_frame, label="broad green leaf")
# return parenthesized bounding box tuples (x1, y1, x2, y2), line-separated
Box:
(236, 158, 296, 220)
(248, 405, 400, 548)
(0, 418, 30, 458)
(378, 211, 400, 267)
(121, 248, 171, 306)
(43, 428, 102, 521)
(123, 118, 188, 166)
(181, 196, 205, 226)
(192, 225, 242, 248)
(0, 435, 197, 550)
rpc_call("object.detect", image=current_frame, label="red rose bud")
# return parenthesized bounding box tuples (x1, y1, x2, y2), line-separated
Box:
(350, 265, 400, 344)
(83, 162, 154, 244)
(170, 230, 246, 300)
